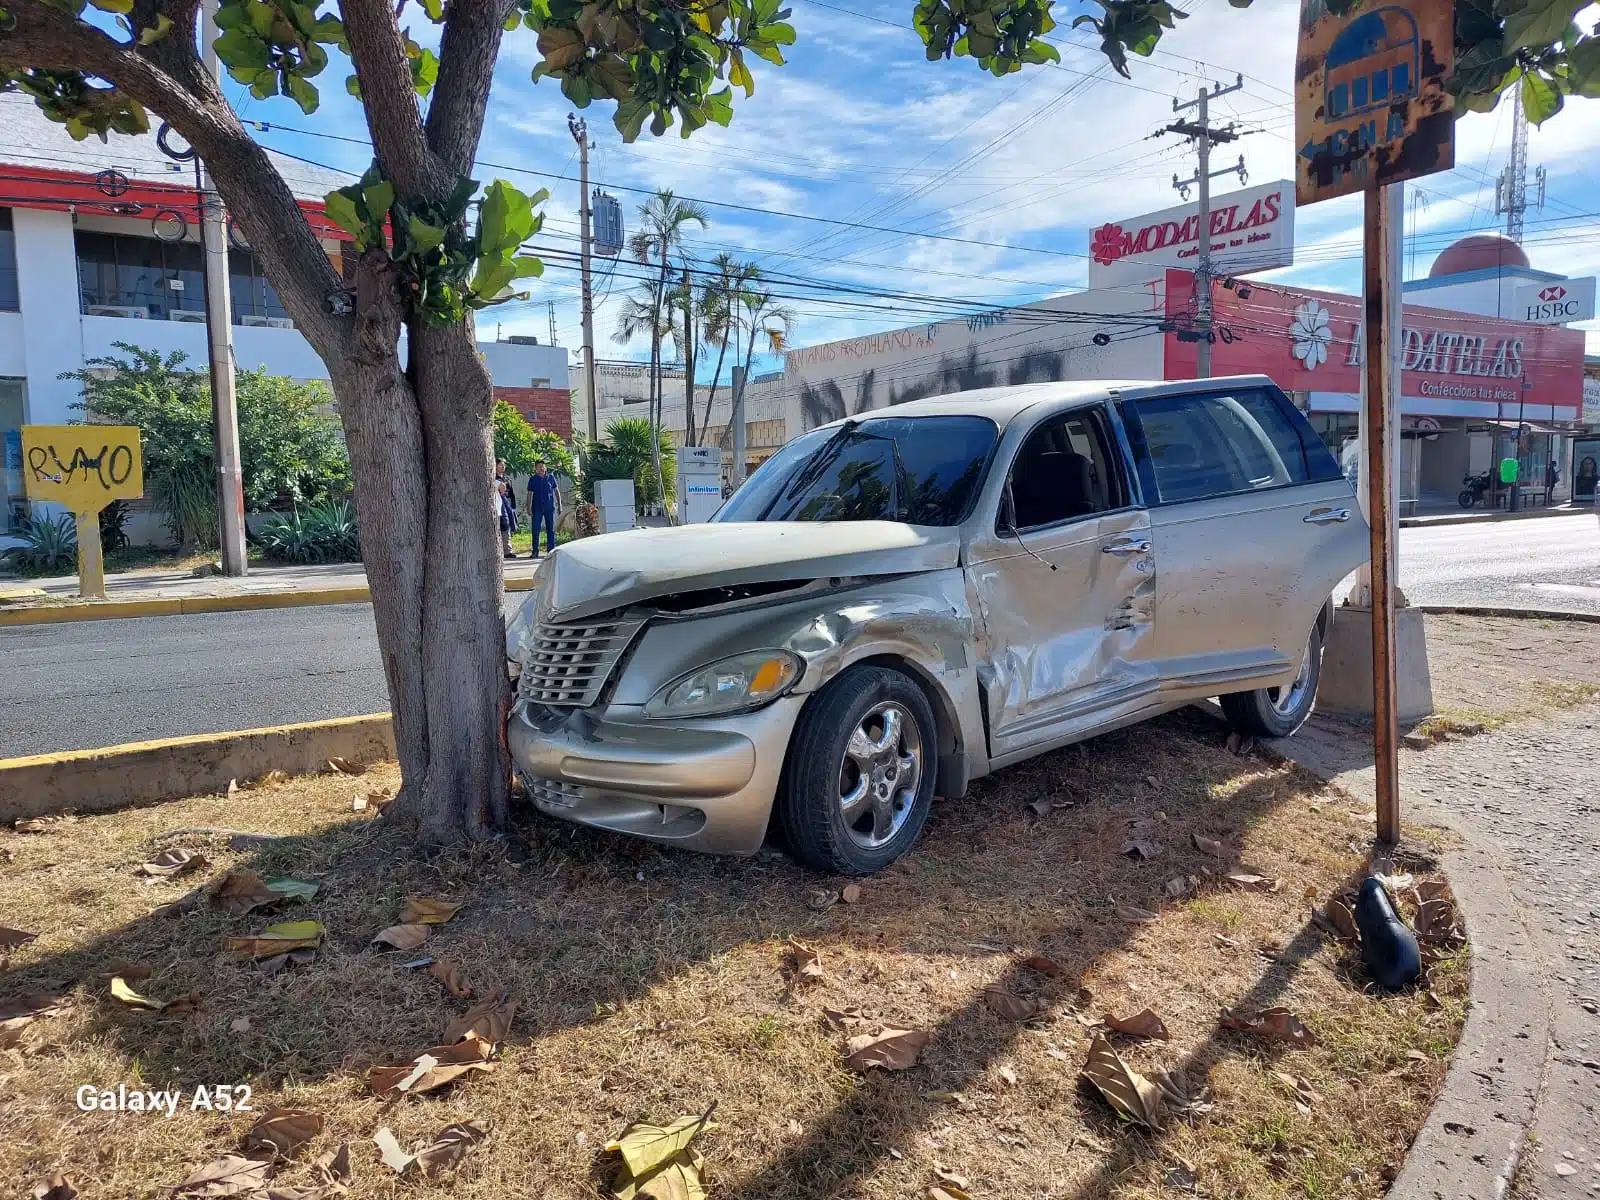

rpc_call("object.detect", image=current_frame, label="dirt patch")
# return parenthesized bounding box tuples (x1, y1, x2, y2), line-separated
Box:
(1, 712, 1465, 1200)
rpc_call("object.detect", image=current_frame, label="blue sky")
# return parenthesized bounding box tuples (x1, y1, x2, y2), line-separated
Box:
(237, 0, 1600, 372)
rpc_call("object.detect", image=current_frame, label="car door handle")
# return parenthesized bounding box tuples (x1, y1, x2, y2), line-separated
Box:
(1102, 538, 1152, 555)
(1303, 507, 1352, 524)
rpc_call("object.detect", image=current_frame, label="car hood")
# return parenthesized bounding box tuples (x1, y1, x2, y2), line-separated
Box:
(537, 520, 962, 623)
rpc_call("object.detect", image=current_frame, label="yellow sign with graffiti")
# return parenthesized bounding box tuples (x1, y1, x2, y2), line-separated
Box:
(21, 425, 143, 514)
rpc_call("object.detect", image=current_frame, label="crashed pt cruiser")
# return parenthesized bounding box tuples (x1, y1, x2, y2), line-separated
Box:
(506, 377, 1367, 875)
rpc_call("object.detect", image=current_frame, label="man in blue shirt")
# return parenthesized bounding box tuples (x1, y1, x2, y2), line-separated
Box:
(527, 459, 560, 558)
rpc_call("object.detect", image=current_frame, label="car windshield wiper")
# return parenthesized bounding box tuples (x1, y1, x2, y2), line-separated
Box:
(758, 419, 858, 520)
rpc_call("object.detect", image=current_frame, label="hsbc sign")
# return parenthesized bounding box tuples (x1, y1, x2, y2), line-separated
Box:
(1087, 179, 1296, 288)
(1512, 276, 1595, 325)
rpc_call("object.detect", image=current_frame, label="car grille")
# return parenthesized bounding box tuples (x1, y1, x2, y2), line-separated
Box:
(525, 776, 582, 809)
(517, 617, 642, 708)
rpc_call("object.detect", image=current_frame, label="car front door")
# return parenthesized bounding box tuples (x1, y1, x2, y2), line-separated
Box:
(966, 402, 1159, 766)
(1120, 385, 1367, 701)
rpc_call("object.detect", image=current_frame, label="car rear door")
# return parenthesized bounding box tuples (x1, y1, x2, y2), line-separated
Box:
(965, 402, 1160, 766)
(1119, 385, 1366, 702)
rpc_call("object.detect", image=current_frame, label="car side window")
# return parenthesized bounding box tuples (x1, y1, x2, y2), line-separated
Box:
(1132, 391, 1309, 504)
(1006, 405, 1127, 531)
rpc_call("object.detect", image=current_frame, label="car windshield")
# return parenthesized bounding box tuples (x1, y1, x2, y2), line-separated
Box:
(716, 415, 998, 526)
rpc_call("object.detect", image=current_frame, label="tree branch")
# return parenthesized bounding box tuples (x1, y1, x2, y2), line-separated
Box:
(425, 0, 517, 173)
(341, 0, 453, 198)
(0, 0, 349, 359)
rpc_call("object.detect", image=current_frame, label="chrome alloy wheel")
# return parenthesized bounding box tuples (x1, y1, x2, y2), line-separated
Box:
(1268, 634, 1315, 718)
(837, 701, 923, 850)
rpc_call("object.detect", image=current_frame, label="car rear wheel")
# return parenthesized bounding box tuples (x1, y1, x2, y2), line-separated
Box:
(777, 665, 937, 875)
(1220, 624, 1323, 739)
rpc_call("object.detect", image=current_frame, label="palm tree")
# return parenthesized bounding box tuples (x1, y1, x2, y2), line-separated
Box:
(665, 268, 699, 445)
(630, 190, 708, 515)
(729, 288, 795, 485)
(698, 254, 761, 446)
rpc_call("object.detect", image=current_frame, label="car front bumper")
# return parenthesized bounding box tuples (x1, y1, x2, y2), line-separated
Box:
(506, 696, 807, 855)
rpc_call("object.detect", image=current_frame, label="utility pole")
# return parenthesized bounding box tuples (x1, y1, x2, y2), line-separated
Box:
(200, 0, 246, 575)
(1168, 75, 1245, 377)
(568, 114, 599, 443)
(1494, 89, 1545, 244)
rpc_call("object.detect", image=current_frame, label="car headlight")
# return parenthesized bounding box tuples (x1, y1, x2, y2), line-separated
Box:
(644, 650, 802, 718)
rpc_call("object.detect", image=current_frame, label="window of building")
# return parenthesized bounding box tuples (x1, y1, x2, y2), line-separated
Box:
(76, 231, 289, 325)
(0, 211, 18, 312)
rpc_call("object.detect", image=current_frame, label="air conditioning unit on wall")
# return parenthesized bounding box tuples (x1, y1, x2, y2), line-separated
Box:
(241, 315, 295, 329)
(84, 304, 149, 319)
(168, 310, 207, 323)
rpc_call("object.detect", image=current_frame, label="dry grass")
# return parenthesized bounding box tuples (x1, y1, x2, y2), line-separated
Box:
(1421, 614, 1600, 731)
(1, 710, 1466, 1200)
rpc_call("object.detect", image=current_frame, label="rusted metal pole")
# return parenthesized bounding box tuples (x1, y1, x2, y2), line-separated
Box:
(1364, 182, 1401, 844)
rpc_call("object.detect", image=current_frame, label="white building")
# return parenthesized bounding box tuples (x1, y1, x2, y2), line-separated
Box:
(0, 93, 568, 537)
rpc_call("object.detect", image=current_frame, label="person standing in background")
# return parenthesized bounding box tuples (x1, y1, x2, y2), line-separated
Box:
(528, 459, 559, 559)
(497, 478, 517, 559)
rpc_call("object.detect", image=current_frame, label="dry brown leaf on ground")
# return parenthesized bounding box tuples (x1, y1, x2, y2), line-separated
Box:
(984, 986, 1041, 1021)
(822, 1005, 865, 1030)
(399, 897, 463, 925)
(443, 990, 516, 1044)
(806, 888, 840, 912)
(242, 1108, 323, 1157)
(841, 883, 863, 904)
(1416, 879, 1453, 904)
(1120, 839, 1163, 861)
(13, 817, 55, 833)
(372, 1128, 415, 1174)
(1225, 872, 1281, 893)
(1103, 1008, 1170, 1040)
(224, 921, 324, 961)
(0, 926, 38, 951)
(928, 1187, 972, 1200)
(616, 1147, 707, 1200)
(172, 1152, 272, 1197)
(253, 770, 291, 788)
(326, 757, 364, 776)
(29, 1176, 77, 1200)
(1321, 898, 1360, 941)
(1080, 1031, 1166, 1131)
(1021, 954, 1067, 977)
(310, 1143, 351, 1189)
(429, 959, 472, 998)
(1415, 897, 1461, 944)
(368, 1034, 496, 1098)
(1163, 875, 1195, 899)
(109, 975, 200, 1014)
(1116, 904, 1160, 923)
(100, 960, 152, 982)
(412, 1120, 488, 1179)
(137, 847, 209, 879)
(933, 1166, 971, 1191)
(1, 1014, 34, 1049)
(843, 1026, 933, 1071)
(372, 923, 431, 951)
(787, 938, 823, 983)
(207, 869, 284, 917)
(1191, 833, 1227, 857)
(1271, 1070, 1320, 1113)
(1153, 1065, 1213, 1118)
(1220, 1006, 1317, 1048)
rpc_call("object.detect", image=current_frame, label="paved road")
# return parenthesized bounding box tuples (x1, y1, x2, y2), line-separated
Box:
(1398, 512, 1600, 614)
(0, 605, 389, 757)
(1, 515, 1596, 757)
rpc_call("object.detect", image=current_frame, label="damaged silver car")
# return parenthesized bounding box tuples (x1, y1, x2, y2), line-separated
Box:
(505, 376, 1367, 874)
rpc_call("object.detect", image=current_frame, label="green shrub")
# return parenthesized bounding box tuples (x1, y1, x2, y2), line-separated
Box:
(99, 499, 131, 553)
(493, 399, 576, 478)
(2, 512, 78, 571)
(581, 416, 675, 508)
(255, 500, 361, 564)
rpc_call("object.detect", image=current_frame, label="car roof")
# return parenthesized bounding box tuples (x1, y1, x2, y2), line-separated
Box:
(814, 375, 1278, 431)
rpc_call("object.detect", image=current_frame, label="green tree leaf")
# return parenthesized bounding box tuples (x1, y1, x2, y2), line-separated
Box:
(728, 46, 754, 95)
(87, 0, 133, 13)
(1566, 35, 1600, 96)
(363, 181, 395, 221)
(1520, 66, 1564, 123)
(411, 47, 440, 94)
(408, 214, 447, 251)
(138, 14, 175, 43)
(323, 190, 365, 242)
(286, 73, 320, 114)
(1501, 0, 1585, 54)
(511, 255, 545, 278)
(214, 27, 272, 71)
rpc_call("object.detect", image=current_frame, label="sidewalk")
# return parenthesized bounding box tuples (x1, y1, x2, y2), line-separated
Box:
(1400, 499, 1594, 529)
(0, 556, 543, 623)
(1270, 707, 1600, 1199)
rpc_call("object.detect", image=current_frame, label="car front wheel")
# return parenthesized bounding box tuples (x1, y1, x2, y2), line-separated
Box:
(776, 665, 938, 875)
(1220, 624, 1323, 739)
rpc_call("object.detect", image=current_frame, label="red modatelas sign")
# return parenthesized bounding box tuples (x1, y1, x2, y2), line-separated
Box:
(1088, 180, 1295, 289)
(1163, 271, 1586, 417)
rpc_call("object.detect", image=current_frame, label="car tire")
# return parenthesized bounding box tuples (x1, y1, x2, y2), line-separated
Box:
(1220, 624, 1324, 739)
(777, 665, 938, 876)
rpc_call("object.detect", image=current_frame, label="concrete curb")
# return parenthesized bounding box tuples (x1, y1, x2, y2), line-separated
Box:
(1399, 507, 1591, 530)
(1414, 604, 1600, 624)
(0, 574, 538, 627)
(0, 713, 394, 823)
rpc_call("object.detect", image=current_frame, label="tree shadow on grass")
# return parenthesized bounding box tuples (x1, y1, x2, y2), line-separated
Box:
(1, 708, 1416, 1196)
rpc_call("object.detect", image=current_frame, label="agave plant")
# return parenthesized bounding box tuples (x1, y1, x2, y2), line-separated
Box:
(255, 500, 361, 564)
(2, 512, 78, 572)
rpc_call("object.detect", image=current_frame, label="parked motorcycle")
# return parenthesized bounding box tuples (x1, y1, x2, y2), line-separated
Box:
(1458, 471, 1491, 509)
